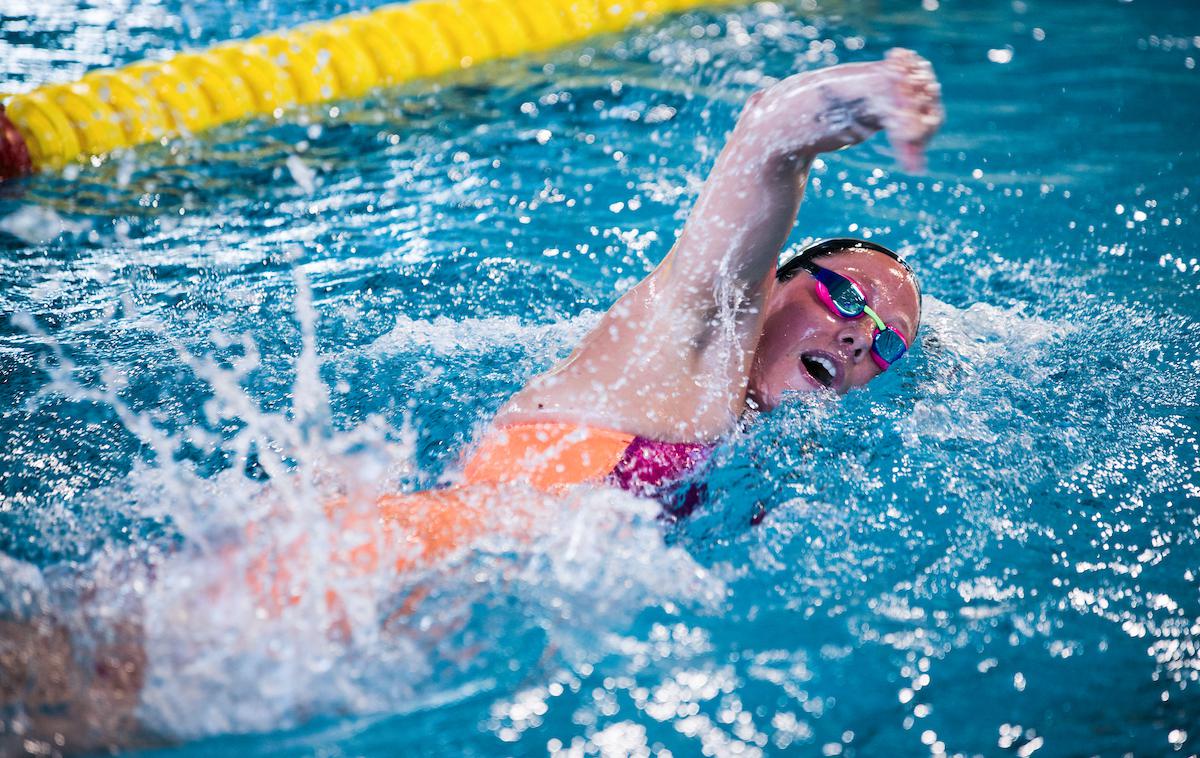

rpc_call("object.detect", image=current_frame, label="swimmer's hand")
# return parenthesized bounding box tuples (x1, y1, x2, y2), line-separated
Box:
(876, 48, 944, 172)
(740, 48, 944, 173)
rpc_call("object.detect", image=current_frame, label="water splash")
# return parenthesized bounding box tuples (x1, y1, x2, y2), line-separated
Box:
(1, 273, 720, 746)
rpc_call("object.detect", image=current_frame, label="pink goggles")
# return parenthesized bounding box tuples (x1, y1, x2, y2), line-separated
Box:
(805, 263, 909, 370)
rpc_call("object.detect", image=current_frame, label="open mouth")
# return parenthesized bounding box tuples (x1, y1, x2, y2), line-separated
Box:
(801, 353, 838, 389)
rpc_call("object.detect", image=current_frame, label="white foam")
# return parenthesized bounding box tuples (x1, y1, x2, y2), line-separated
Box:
(286, 154, 318, 194)
(0, 552, 48, 619)
(125, 479, 719, 739)
(0, 205, 89, 244)
(898, 296, 1074, 445)
(367, 311, 598, 358)
(16, 276, 713, 741)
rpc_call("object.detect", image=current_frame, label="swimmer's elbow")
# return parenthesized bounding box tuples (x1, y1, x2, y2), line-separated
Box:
(743, 89, 767, 113)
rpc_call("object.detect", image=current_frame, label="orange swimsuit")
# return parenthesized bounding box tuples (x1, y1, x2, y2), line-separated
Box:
(375, 421, 711, 562)
(255, 422, 712, 615)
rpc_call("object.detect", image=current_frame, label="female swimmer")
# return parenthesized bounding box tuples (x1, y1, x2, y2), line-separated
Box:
(2, 50, 943, 754)
(382, 47, 942, 517)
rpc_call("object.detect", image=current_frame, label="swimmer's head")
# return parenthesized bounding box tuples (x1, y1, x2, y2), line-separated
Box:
(748, 238, 921, 410)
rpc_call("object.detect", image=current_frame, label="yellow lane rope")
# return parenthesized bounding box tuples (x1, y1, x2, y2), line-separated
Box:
(2, 0, 735, 173)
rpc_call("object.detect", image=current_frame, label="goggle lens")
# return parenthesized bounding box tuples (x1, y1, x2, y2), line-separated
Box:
(871, 327, 908, 369)
(829, 282, 866, 317)
(815, 269, 867, 318)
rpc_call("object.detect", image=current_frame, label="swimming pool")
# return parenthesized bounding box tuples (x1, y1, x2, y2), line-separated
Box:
(2, 0, 1199, 754)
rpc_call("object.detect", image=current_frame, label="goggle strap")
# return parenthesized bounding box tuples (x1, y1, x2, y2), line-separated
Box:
(861, 304, 888, 333)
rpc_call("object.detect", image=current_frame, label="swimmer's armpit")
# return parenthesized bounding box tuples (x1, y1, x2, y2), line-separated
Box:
(685, 288, 762, 359)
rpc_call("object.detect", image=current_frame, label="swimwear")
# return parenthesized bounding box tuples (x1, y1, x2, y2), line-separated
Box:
(461, 421, 712, 501)
(257, 422, 713, 615)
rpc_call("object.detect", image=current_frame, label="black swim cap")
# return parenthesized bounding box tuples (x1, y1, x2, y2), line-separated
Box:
(776, 237, 922, 306)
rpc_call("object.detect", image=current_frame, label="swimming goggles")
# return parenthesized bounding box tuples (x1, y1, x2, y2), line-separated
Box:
(799, 261, 909, 370)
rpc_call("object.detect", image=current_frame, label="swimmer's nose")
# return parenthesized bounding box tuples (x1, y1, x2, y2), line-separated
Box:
(837, 322, 874, 362)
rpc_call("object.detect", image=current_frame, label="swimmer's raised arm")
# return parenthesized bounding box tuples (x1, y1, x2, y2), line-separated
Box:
(497, 50, 942, 440)
(660, 48, 942, 307)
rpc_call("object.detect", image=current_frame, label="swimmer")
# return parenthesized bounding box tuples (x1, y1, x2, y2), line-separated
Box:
(2, 50, 943, 754)
(384, 47, 941, 518)
(339, 47, 942, 582)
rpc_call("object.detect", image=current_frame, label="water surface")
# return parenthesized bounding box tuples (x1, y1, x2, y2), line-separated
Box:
(2, 0, 1199, 755)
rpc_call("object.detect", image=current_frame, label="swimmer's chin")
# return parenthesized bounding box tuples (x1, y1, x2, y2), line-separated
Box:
(746, 380, 838, 413)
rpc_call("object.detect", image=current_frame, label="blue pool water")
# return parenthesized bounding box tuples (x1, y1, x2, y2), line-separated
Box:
(2, 0, 1200, 755)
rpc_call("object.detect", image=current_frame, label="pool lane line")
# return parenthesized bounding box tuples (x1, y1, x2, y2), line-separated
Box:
(0, 0, 740, 183)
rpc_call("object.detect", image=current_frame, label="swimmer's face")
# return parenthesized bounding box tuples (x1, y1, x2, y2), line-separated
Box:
(748, 249, 921, 410)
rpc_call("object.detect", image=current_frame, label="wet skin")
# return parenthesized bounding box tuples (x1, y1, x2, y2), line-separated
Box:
(498, 49, 943, 441)
(748, 248, 921, 409)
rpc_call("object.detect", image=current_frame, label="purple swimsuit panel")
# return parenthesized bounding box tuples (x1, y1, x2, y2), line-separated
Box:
(608, 436, 713, 498)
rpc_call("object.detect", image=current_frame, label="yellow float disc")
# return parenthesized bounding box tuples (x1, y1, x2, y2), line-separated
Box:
(332, 16, 419, 87)
(375, 5, 457, 76)
(301, 24, 381, 99)
(2, 0, 714, 175)
(81, 69, 172, 144)
(171, 52, 257, 123)
(459, 0, 532, 58)
(254, 32, 340, 104)
(495, 0, 575, 50)
(409, 1, 496, 68)
(3, 99, 51, 166)
(211, 45, 299, 115)
(43, 83, 126, 156)
(597, 0, 646, 30)
(549, 0, 603, 36)
(5, 91, 82, 168)
(629, 0, 669, 20)
(124, 62, 217, 134)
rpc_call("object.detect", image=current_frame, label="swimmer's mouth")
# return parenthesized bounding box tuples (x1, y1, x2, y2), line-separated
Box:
(801, 352, 839, 389)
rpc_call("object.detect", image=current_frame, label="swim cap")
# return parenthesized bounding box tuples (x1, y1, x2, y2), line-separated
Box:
(776, 237, 922, 308)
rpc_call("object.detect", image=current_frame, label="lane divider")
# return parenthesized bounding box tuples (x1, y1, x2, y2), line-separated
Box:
(0, 0, 732, 180)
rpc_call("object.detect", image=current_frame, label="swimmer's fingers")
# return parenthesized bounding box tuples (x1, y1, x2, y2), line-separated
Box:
(884, 48, 944, 137)
(894, 141, 928, 174)
(880, 48, 944, 172)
